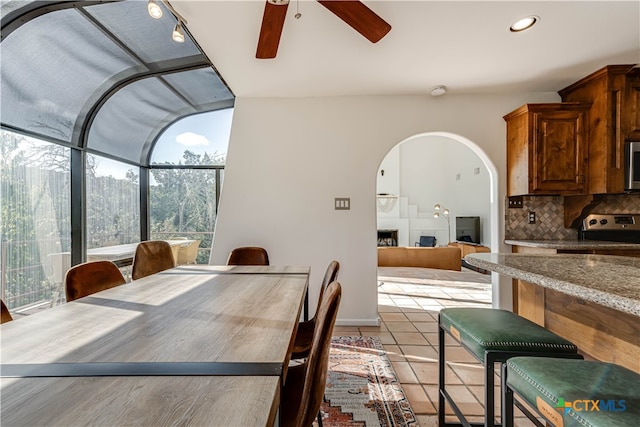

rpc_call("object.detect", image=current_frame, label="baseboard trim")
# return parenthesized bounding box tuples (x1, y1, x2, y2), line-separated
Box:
(335, 318, 381, 327)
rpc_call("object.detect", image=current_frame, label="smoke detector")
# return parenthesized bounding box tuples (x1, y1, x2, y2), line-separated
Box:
(430, 85, 447, 97)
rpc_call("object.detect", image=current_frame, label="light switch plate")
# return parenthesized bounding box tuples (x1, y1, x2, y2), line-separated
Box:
(335, 198, 350, 210)
(508, 196, 524, 208)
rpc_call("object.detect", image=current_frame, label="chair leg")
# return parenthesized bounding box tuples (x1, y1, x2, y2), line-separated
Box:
(485, 352, 496, 427)
(438, 322, 446, 427)
(501, 363, 514, 427)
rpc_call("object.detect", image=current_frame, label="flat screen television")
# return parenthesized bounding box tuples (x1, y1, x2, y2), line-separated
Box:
(456, 216, 480, 244)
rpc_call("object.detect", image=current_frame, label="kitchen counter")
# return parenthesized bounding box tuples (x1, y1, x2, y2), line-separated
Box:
(465, 253, 640, 316)
(465, 252, 640, 372)
(505, 239, 640, 250)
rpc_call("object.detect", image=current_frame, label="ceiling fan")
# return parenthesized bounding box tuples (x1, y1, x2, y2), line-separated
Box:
(256, 0, 391, 59)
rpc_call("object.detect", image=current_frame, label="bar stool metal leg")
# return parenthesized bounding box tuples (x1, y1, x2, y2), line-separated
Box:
(501, 363, 514, 427)
(438, 324, 446, 427)
(484, 352, 497, 427)
(439, 320, 485, 427)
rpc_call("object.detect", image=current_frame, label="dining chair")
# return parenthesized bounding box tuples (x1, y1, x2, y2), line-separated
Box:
(176, 239, 201, 265)
(1, 299, 13, 324)
(291, 260, 340, 360)
(131, 240, 176, 280)
(65, 260, 126, 302)
(281, 281, 342, 427)
(226, 246, 270, 266)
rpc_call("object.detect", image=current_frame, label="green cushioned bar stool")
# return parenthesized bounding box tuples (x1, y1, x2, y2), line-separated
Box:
(438, 307, 581, 427)
(502, 357, 640, 427)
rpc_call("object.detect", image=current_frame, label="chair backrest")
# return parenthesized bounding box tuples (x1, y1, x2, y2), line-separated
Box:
(313, 260, 339, 321)
(131, 240, 176, 280)
(65, 261, 126, 302)
(418, 235, 437, 247)
(226, 246, 270, 266)
(1, 299, 13, 324)
(290, 281, 342, 427)
(176, 239, 201, 265)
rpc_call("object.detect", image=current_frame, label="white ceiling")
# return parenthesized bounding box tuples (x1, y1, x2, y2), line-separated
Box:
(173, 0, 640, 98)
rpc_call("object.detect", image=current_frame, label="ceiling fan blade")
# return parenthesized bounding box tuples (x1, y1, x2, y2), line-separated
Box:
(317, 0, 391, 43)
(256, 1, 289, 59)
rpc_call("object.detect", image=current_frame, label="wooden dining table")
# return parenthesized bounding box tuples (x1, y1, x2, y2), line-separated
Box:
(1, 264, 309, 426)
(86, 239, 196, 267)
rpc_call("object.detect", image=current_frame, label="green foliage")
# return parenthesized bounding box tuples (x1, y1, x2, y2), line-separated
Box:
(150, 150, 222, 234)
(2, 132, 223, 310)
(1, 131, 70, 307)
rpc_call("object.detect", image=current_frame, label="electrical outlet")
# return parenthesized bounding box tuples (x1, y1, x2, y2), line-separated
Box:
(528, 211, 536, 224)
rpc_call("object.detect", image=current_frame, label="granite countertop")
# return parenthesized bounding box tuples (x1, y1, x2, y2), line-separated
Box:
(465, 253, 640, 316)
(505, 239, 640, 250)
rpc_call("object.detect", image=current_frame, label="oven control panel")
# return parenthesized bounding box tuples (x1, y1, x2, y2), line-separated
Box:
(582, 214, 640, 231)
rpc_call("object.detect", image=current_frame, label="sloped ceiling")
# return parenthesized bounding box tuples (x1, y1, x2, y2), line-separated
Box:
(173, 0, 639, 98)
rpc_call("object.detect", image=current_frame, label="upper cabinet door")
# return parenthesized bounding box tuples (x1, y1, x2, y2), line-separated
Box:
(504, 103, 589, 196)
(624, 68, 640, 142)
(559, 65, 635, 194)
(532, 108, 588, 193)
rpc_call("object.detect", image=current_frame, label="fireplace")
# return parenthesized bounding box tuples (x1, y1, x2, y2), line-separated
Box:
(377, 229, 398, 247)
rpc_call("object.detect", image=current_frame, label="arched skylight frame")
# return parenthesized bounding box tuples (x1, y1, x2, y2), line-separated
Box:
(0, 0, 234, 167)
(1, 0, 234, 268)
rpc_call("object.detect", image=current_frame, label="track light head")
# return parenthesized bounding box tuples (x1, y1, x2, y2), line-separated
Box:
(172, 22, 185, 43)
(148, 0, 163, 19)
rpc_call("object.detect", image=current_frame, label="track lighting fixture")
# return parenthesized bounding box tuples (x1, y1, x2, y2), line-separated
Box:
(147, 0, 163, 19)
(172, 22, 185, 43)
(147, 0, 189, 44)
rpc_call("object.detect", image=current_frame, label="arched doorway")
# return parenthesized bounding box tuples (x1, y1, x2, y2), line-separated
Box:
(376, 131, 502, 307)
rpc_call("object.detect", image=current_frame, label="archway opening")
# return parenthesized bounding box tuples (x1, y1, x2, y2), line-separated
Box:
(375, 132, 502, 308)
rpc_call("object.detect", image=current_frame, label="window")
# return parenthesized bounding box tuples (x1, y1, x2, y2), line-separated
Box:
(1, 130, 70, 310)
(149, 110, 231, 263)
(151, 109, 232, 165)
(1, 1, 234, 312)
(86, 154, 140, 250)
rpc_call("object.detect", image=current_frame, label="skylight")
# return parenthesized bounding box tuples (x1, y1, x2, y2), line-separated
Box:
(0, 0, 234, 166)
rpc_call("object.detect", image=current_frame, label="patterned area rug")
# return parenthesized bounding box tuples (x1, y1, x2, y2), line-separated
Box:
(317, 336, 417, 427)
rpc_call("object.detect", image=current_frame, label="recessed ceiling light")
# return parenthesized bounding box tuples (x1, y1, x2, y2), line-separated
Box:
(510, 15, 539, 32)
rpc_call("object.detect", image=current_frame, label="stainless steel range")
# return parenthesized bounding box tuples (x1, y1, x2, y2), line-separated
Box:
(581, 214, 640, 243)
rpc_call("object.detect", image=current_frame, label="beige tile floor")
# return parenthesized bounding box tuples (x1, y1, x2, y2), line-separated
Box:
(332, 266, 538, 427)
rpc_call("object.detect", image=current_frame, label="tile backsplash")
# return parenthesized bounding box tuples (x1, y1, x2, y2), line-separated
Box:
(505, 194, 640, 240)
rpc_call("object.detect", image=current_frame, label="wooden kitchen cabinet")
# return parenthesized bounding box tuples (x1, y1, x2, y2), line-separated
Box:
(515, 280, 639, 373)
(559, 65, 636, 194)
(624, 66, 640, 141)
(504, 103, 589, 196)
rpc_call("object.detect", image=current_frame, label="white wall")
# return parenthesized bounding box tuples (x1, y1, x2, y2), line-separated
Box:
(446, 141, 492, 244)
(211, 93, 558, 325)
